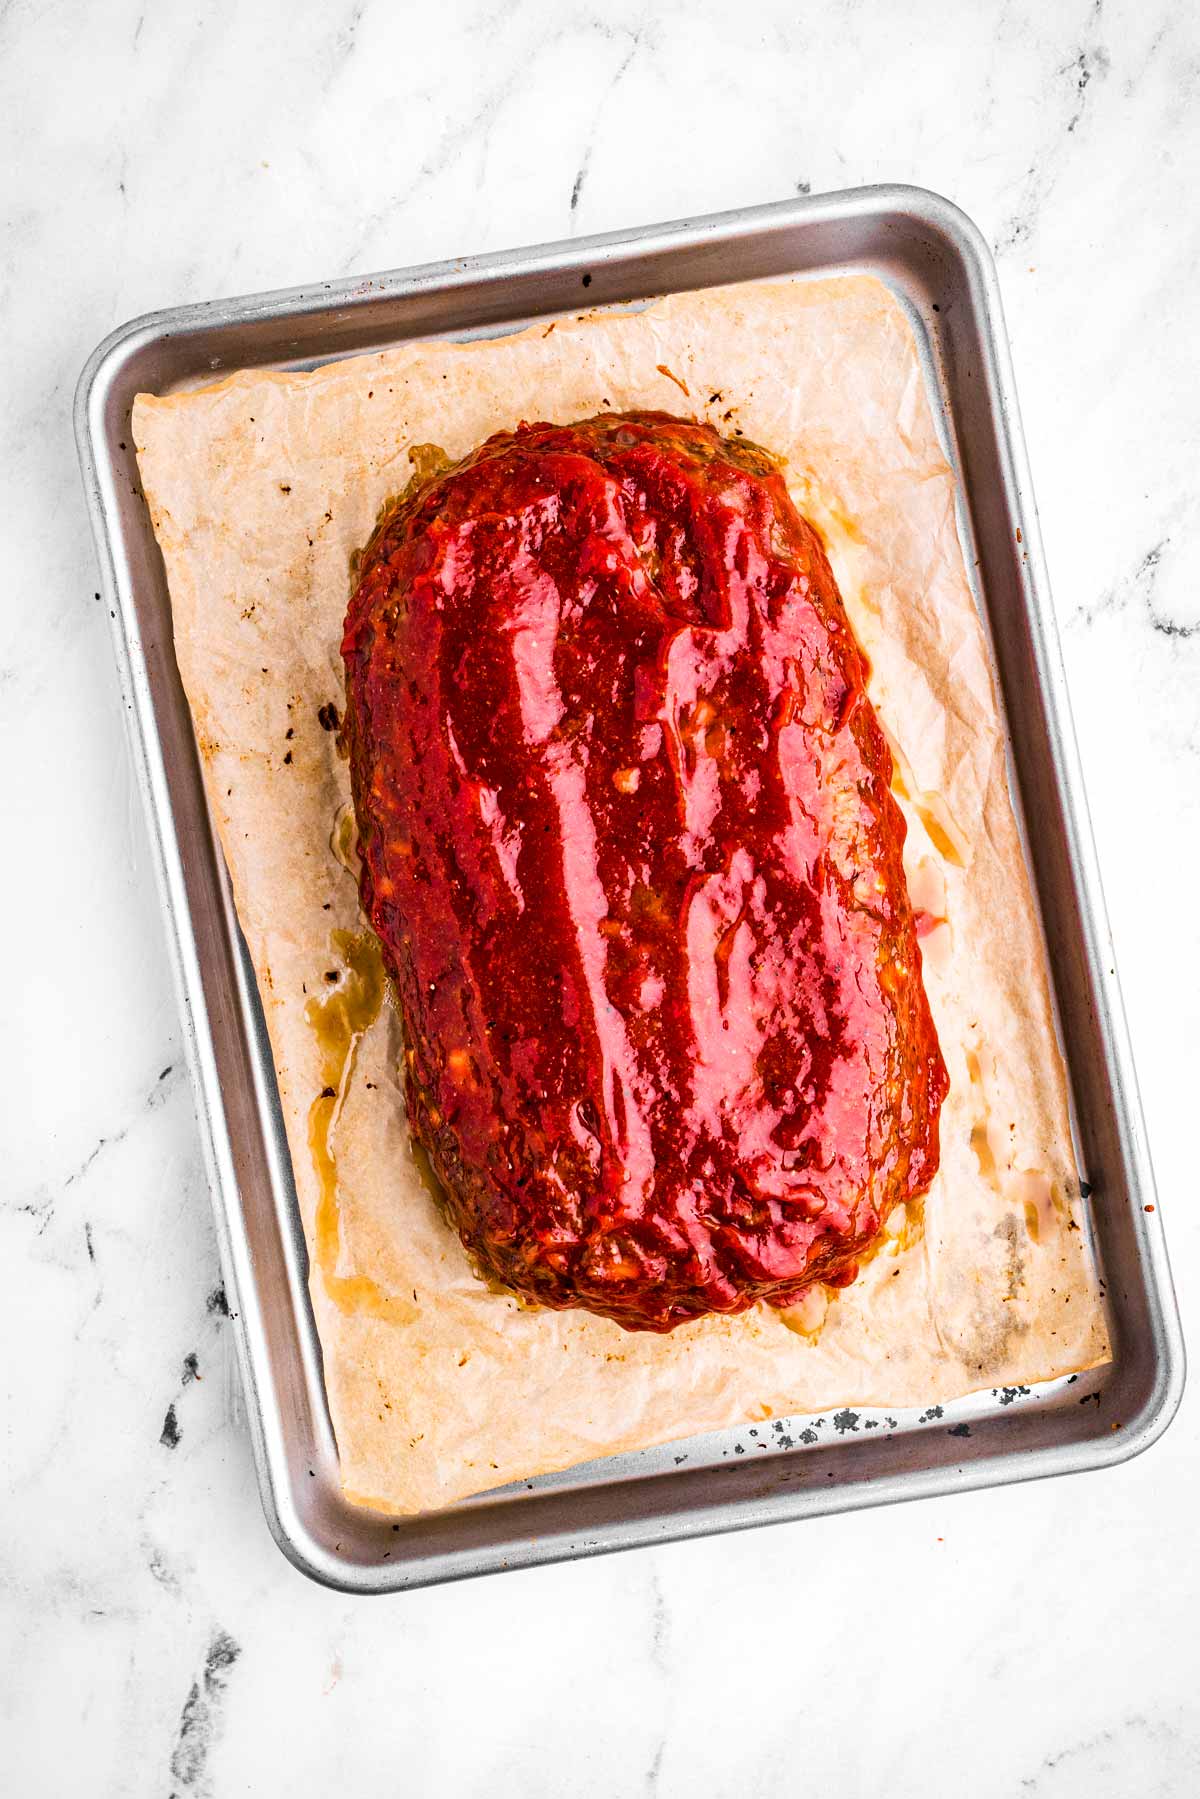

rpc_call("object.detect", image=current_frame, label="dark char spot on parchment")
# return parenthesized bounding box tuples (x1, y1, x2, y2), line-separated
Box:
(168, 1629, 242, 1793)
(160, 1404, 181, 1449)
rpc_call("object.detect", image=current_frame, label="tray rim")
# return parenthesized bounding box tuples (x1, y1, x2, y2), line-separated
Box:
(75, 183, 1185, 1594)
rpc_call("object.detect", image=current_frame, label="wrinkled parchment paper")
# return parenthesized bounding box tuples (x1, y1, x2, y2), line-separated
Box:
(134, 277, 1109, 1514)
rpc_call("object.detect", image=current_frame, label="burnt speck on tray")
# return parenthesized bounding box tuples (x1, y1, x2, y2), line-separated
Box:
(832, 1409, 861, 1434)
(160, 1404, 181, 1449)
(1079, 1391, 1102, 1408)
(948, 1423, 972, 1439)
(996, 1385, 1032, 1406)
(159, 1064, 174, 1082)
(182, 1352, 201, 1384)
(1079, 1179, 1094, 1199)
(317, 701, 340, 733)
(798, 1429, 818, 1445)
(206, 1283, 229, 1317)
(918, 1405, 945, 1423)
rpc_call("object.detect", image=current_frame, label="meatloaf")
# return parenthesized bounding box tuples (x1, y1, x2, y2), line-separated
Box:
(341, 411, 948, 1331)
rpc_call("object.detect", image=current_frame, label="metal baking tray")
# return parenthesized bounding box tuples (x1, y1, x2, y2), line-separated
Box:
(76, 186, 1183, 1593)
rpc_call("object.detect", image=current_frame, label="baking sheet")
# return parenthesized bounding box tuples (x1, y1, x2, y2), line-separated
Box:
(132, 273, 1109, 1516)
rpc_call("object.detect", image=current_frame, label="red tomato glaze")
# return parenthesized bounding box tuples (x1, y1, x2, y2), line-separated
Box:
(342, 412, 948, 1331)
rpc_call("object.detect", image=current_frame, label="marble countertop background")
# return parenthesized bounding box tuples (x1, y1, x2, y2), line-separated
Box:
(3, 0, 1198, 1793)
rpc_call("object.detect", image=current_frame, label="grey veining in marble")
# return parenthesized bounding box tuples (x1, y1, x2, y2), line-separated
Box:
(2, 0, 1199, 1793)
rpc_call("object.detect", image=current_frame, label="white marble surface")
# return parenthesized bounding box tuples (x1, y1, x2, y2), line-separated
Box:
(3, 0, 1198, 1791)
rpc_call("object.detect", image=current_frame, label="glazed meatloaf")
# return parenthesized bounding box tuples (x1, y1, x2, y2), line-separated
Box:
(341, 412, 948, 1331)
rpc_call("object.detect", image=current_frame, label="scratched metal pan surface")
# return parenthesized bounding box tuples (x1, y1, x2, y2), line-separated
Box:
(76, 186, 1183, 1594)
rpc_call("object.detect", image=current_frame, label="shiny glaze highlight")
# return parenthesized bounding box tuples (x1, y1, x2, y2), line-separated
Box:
(342, 412, 947, 1330)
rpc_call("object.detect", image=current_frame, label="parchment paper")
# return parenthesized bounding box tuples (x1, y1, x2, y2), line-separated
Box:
(134, 276, 1109, 1514)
